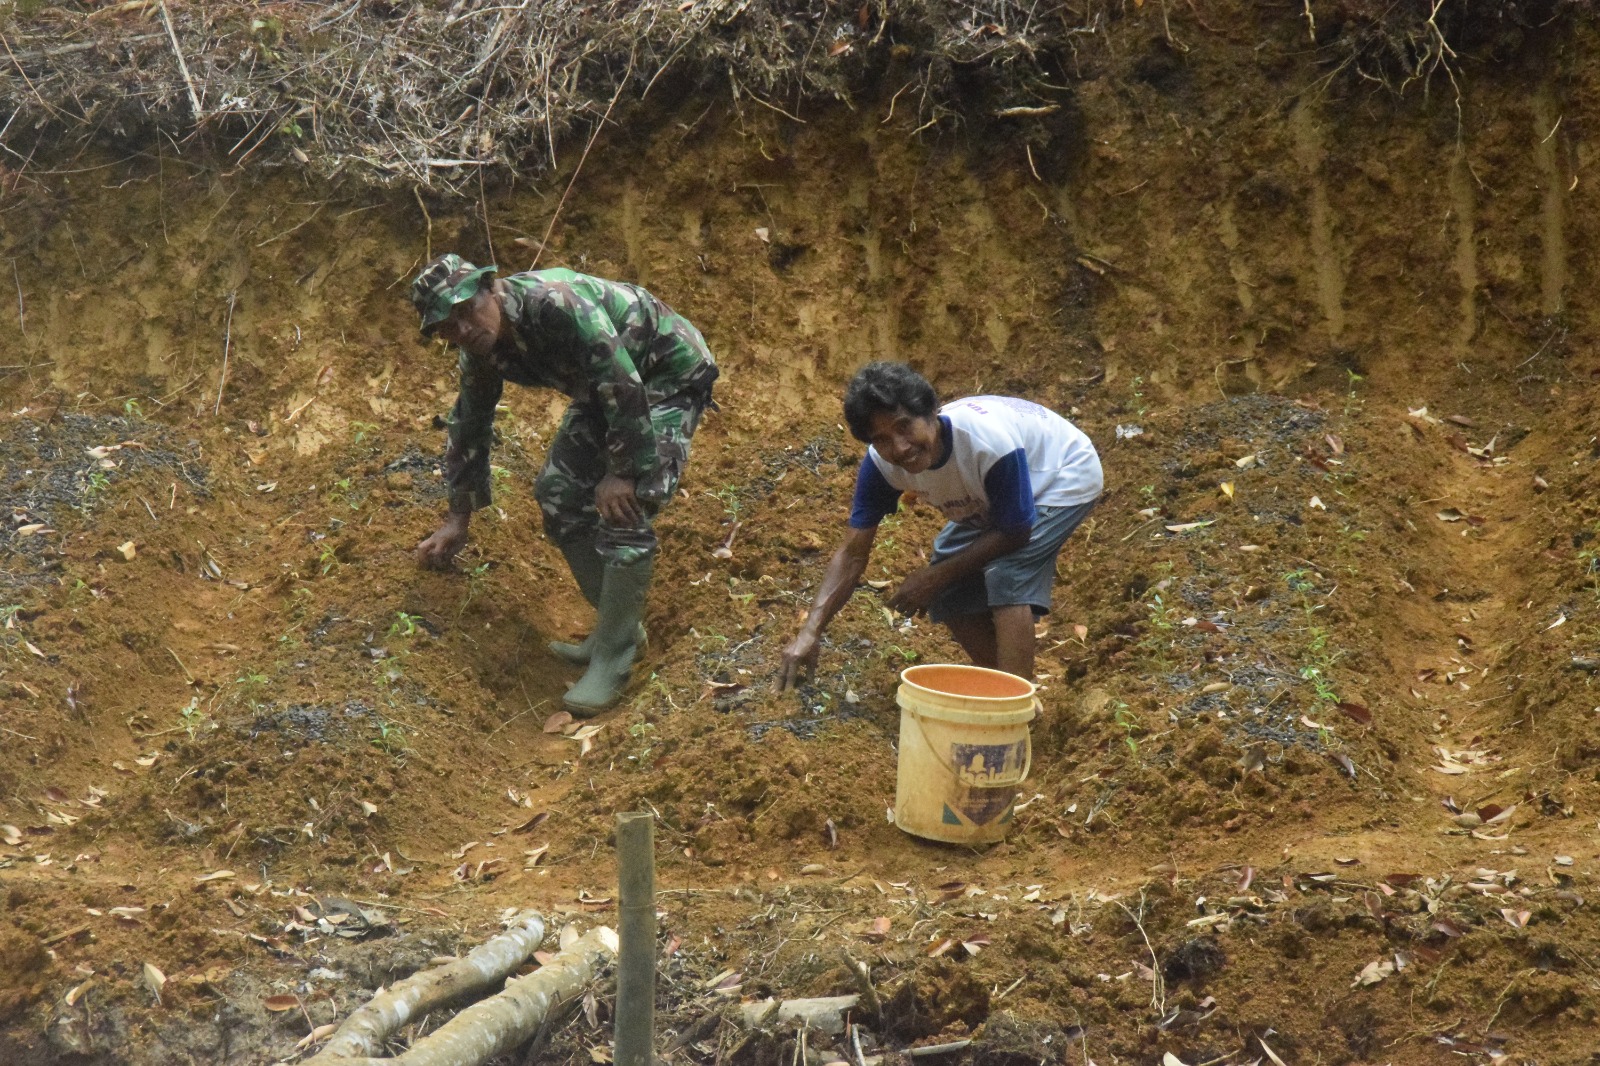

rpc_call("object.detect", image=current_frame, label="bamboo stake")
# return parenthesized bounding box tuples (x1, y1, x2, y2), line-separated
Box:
(615, 812, 656, 1066)
(157, 0, 203, 120)
(214, 291, 235, 416)
(10, 258, 23, 335)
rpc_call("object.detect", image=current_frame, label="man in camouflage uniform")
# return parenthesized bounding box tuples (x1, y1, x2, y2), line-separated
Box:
(411, 253, 719, 715)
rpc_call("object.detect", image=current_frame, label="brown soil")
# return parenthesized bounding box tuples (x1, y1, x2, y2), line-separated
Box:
(4, 6, 1600, 1066)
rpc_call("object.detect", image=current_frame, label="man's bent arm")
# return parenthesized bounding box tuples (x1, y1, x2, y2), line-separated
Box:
(923, 526, 1030, 587)
(444, 348, 505, 512)
(798, 526, 878, 639)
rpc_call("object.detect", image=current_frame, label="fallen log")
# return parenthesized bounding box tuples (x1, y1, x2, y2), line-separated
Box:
(739, 995, 860, 1036)
(307, 915, 617, 1066)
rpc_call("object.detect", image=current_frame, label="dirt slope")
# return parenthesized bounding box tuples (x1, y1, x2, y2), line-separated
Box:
(3, 5, 1600, 1065)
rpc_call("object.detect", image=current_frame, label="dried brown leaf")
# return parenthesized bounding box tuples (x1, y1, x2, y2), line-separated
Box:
(1335, 701, 1372, 725)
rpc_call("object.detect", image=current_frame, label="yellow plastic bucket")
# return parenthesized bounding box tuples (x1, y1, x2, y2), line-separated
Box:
(893, 664, 1039, 844)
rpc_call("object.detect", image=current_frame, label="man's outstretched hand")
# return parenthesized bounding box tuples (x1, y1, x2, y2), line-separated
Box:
(416, 512, 470, 570)
(777, 630, 820, 692)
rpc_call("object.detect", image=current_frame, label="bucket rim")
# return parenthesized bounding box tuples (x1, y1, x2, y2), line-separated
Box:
(899, 663, 1037, 702)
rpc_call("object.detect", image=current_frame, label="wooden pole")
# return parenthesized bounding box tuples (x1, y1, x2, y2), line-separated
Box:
(615, 812, 656, 1066)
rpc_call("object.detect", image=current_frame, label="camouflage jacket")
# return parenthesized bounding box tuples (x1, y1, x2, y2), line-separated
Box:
(445, 269, 718, 512)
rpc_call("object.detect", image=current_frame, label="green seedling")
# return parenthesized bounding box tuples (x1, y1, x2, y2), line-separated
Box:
(123, 398, 144, 418)
(1111, 700, 1140, 758)
(351, 421, 380, 445)
(694, 628, 729, 651)
(80, 470, 111, 509)
(326, 477, 361, 511)
(459, 561, 492, 615)
(627, 720, 658, 765)
(1299, 664, 1338, 705)
(388, 611, 421, 639)
(318, 543, 340, 576)
(371, 718, 406, 755)
(179, 695, 212, 739)
(1283, 568, 1317, 593)
(707, 485, 744, 521)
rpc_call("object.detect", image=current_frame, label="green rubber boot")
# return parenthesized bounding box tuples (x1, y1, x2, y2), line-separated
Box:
(547, 536, 606, 664)
(548, 622, 647, 667)
(563, 558, 653, 717)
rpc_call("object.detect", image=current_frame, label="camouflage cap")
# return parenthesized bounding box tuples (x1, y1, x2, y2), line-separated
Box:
(411, 253, 498, 335)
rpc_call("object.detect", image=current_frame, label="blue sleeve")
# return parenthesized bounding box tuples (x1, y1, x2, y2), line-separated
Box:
(984, 450, 1036, 533)
(849, 456, 902, 529)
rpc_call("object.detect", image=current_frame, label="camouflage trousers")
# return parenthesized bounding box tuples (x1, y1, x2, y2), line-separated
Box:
(535, 392, 709, 568)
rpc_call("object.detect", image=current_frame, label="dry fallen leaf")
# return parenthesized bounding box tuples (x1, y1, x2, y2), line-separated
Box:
(1, 824, 21, 846)
(143, 962, 167, 1005)
(543, 711, 574, 734)
(1353, 958, 1395, 986)
(1219, 481, 1234, 499)
(1257, 1035, 1291, 1066)
(1500, 908, 1531, 929)
(194, 870, 235, 883)
(1165, 520, 1215, 533)
(264, 993, 301, 1012)
(1234, 454, 1258, 469)
(1335, 701, 1373, 724)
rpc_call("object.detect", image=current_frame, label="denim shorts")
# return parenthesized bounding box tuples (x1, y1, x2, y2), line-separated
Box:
(925, 498, 1098, 622)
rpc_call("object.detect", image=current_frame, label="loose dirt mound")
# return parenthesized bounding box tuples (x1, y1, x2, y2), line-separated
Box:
(4, 4, 1600, 1066)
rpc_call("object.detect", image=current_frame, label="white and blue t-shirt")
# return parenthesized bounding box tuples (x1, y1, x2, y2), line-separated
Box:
(849, 396, 1103, 533)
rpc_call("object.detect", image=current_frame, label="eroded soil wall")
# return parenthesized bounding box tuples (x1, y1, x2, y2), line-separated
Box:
(4, 7, 1600, 1066)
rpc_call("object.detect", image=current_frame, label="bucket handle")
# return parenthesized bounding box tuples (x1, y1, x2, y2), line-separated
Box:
(905, 706, 1034, 789)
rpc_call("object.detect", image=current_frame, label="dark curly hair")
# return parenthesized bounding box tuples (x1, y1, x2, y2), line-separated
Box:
(842, 362, 939, 442)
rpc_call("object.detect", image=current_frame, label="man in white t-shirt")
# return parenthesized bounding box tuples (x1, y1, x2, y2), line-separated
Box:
(779, 362, 1103, 685)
